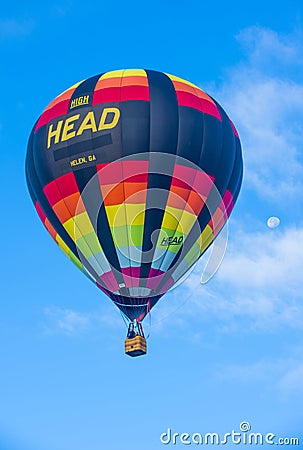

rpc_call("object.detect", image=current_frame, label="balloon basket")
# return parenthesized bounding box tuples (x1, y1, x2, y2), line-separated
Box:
(125, 335, 147, 357)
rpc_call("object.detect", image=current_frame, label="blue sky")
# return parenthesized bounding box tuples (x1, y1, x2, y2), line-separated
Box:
(1, 1, 303, 449)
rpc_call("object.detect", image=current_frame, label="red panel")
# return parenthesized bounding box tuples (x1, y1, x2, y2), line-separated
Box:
(99, 271, 119, 292)
(97, 162, 123, 185)
(43, 180, 62, 206)
(35, 201, 47, 223)
(122, 160, 149, 180)
(146, 268, 165, 290)
(192, 171, 215, 196)
(121, 267, 141, 287)
(158, 277, 174, 294)
(229, 119, 239, 137)
(171, 177, 191, 190)
(97, 160, 149, 185)
(172, 165, 214, 196)
(125, 174, 148, 183)
(199, 98, 221, 120)
(176, 90, 221, 120)
(96, 282, 111, 297)
(173, 164, 197, 185)
(120, 85, 150, 101)
(55, 172, 79, 198)
(44, 173, 79, 207)
(223, 190, 234, 216)
(92, 87, 121, 105)
(34, 99, 70, 132)
(176, 91, 202, 111)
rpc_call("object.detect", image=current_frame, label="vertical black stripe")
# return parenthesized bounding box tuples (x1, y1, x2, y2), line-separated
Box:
(176, 107, 204, 165)
(120, 101, 150, 156)
(69, 74, 101, 110)
(140, 71, 179, 282)
(156, 105, 239, 294)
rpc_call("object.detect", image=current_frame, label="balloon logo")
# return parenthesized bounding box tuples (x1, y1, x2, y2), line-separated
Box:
(26, 69, 243, 356)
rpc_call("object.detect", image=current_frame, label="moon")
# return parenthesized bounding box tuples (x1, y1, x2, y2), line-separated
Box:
(267, 216, 280, 229)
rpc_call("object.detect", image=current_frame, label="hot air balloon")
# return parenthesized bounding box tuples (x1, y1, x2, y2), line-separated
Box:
(26, 69, 243, 357)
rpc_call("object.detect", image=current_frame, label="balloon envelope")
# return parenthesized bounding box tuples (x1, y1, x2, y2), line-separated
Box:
(26, 69, 243, 321)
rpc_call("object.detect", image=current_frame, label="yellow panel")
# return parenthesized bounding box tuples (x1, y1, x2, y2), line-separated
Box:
(198, 225, 214, 253)
(162, 210, 179, 231)
(56, 235, 71, 255)
(162, 206, 196, 234)
(99, 70, 125, 79)
(106, 204, 145, 227)
(123, 69, 146, 77)
(63, 212, 94, 240)
(177, 210, 197, 234)
(63, 218, 76, 240)
(74, 212, 94, 236)
(128, 207, 145, 226)
(166, 73, 200, 89)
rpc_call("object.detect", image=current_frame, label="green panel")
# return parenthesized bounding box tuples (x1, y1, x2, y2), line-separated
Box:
(111, 224, 144, 248)
(111, 225, 129, 248)
(68, 249, 83, 271)
(184, 242, 201, 265)
(75, 232, 102, 258)
(129, 224, 144, 247)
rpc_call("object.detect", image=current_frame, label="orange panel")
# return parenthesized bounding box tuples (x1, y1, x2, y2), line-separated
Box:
(124, 182, 147, 203)
(101, 183, 125, 206)
(53, 193, 86, 223)
(44, 218, 58, 241)
(169, 185, 191, 201)
(187, 190, 206, 215)
(95, 76, 122, 90)
(64, 192, 86, 216)
(121, 76, 149, 87)
(52, 199, 72, 223)
(172, 80, 197, 95)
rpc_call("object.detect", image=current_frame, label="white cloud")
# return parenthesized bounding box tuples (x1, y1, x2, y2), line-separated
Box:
(44, 307, 91, 335)
(172, 27, 303, 334)
(216, 354, 303, 395)
(210, 26, 303, 203)
(0, 18, 34, 38)
(43, 304, 123, 336)
(164, 224, 303, 333)
(279, 363, 303, 392)
(217, 226, 303, 292)
(236, 26, 302, 68)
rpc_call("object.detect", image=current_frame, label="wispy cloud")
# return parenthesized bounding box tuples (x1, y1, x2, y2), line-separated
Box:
(167, 27, 303, 334)
(0, 18, 35, 38)
(44, 307, 91, 336)
(236, 26, 302, 69)
(43, 304, 123, 336)
(164, 224, 303, 333)
(210, 26, 303, 203)
(216, 352, 303, 394)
